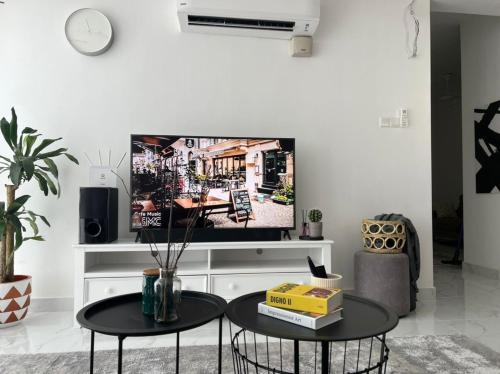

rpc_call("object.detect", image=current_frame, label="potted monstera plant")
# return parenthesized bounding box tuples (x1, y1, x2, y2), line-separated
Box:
(0, 108, 78, 327)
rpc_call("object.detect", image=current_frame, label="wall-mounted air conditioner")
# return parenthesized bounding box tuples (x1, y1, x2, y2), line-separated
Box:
(177, 0, 320, 40)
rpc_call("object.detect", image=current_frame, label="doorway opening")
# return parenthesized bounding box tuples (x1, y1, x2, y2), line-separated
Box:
(431, 14, 464, 267)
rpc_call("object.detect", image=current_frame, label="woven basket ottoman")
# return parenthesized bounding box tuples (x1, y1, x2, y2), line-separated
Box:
(354, 250, 410, 317)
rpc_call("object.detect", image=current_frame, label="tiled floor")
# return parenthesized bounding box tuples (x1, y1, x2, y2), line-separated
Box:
(1, 244, 500, 355)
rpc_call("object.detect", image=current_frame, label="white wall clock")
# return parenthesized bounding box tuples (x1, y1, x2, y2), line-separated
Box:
(65, 8, 113, 56)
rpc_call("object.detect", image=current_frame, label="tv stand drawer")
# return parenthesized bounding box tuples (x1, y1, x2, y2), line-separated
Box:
(84, 275, 207, 305)
(210, 273, 310, 300)
(85, 277, 141, 305)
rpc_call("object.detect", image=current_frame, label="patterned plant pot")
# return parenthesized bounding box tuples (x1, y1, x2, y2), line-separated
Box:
(0, 275, 32, 328)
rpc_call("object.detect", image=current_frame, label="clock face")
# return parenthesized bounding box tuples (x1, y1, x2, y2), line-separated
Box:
(65, 9, 113, 56)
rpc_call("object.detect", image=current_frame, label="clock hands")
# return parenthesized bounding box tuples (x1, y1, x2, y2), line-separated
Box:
(85, 18, 92, 33)
(84, 18, 107, 38)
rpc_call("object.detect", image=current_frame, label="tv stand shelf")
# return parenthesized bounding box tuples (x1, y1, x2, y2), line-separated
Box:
(73, 239, 333, 318)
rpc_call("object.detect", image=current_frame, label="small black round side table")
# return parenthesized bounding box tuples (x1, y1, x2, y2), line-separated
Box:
(225, 292, 398, 374)
(76, 291, 227, 374)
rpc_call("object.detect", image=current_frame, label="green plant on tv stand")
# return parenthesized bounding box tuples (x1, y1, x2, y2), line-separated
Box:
(309, 209, 323, 223)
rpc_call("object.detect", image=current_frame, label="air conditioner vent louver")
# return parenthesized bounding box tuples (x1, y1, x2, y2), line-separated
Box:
(177, 0, 320, 40)
(188, 15, 295, 32)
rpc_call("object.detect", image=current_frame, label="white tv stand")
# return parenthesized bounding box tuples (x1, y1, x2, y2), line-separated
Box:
(73, 239, 333, 316)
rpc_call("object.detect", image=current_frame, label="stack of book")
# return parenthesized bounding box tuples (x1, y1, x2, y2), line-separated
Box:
(258, 283, 343, 330)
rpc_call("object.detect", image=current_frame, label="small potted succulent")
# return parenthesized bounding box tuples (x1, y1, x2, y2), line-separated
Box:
(308, 209, 323, 239)
(0, 108, 78, 327)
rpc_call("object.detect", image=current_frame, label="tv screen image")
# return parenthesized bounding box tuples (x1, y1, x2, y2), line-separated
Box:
(130, 135, 295, 232)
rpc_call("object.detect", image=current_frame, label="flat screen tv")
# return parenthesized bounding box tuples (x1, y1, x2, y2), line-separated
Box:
(130, 135, 295, 241)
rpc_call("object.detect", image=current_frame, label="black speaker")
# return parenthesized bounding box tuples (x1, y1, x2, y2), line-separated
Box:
(79, 187, 118, 244)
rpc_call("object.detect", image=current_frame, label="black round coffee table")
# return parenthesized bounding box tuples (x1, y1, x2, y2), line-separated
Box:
(225, 292, 398, 374)
(77, 291, 227, 374)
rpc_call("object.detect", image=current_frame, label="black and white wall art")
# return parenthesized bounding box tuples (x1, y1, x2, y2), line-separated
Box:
(475, 100, 500, 193)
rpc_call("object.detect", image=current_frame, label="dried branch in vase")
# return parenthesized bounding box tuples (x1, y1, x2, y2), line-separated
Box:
(113, 152, 209, 271)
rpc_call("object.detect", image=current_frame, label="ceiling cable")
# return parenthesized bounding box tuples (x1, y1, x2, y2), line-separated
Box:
(405, 0, 420, 58)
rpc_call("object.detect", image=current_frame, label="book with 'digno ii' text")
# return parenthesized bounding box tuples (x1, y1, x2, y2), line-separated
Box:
(266, 283, 343, 315)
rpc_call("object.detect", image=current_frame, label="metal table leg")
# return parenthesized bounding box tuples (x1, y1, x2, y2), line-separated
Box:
(90, 330, 95, 374)
(218, 316, 223, 374)
(321, 341, 329, 374)
(378, 335, 386, 374)
(118, 336, 125, 374)
(294, 340, 299, 374)
(176, 332, 180, 374)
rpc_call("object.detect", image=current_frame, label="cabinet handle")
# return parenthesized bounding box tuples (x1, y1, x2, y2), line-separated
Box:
(104, 287, 113, 295)
(184, 285, 191, 290)
(228, 283, 236, 290)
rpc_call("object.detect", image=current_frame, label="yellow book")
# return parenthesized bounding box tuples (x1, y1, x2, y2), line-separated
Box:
(266, 283, 343, 315)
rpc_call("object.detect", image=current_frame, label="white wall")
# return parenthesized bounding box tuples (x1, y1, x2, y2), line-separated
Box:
(0, 0, 433, 299)
(461, 15, 500, 273)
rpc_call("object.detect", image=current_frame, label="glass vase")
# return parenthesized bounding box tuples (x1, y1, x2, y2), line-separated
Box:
(154, 268, 181, 323)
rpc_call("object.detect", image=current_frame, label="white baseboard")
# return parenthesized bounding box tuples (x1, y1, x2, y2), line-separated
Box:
(417, 287, 436, 301)
(30, 297, 74, 312)
(463, 262, 499, 280)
